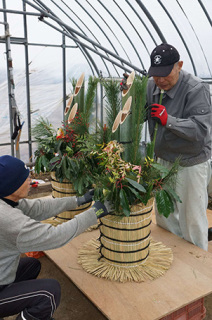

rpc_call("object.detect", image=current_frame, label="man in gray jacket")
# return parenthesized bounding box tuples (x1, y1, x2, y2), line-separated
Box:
(147, 43, 212, 251)
(0, 155, 110, 320)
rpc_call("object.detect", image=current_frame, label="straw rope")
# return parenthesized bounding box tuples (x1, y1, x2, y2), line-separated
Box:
(98, 201, 153, 263)
(78, 237, 173, 282)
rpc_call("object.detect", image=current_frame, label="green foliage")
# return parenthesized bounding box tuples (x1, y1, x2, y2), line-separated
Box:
(32, 117, 57, 173)
(101, 79, 122, 141)
(84, 76, 99, 123)
(155, 190, 174, 218)
(130, 75, 148, 164)
(69, 77, 77, 93)
(32, 75, 101, 195)
(93, 141, 181, 218)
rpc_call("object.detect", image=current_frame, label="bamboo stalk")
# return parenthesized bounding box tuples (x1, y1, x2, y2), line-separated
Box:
(64, 94, 74, 116)
(121, 71, 135, 161)
(68, 103, 78, 124)
(74, 72, 85, 113)
(149, 89, 164, 159)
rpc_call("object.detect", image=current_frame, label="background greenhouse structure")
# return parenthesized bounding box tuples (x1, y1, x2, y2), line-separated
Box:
(0, 2, 212, 320)
(0, 0, 211, 163)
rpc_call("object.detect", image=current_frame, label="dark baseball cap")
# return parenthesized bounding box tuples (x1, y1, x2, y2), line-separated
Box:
(0, 155, 29, 197)
(148, 43, 180, 77)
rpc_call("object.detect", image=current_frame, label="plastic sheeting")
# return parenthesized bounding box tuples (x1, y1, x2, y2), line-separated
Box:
(0, 0, 212, 161)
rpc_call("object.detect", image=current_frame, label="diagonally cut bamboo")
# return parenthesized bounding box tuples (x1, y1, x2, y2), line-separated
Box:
(112, 110, 123, 133)
(68, 103, 78, 124)
(120, 95, 132, 126)
(74, 72, 85, 113)
(121, 71, 136, 161)
(64, 94, 74, 115)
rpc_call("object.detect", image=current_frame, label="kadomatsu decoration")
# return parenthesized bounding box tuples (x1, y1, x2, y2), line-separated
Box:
(78, 73, 181, 283)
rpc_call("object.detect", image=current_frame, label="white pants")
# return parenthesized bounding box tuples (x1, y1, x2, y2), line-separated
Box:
(155, 159, 211, 251)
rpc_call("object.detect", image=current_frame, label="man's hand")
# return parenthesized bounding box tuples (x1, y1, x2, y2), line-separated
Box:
(150, 103, 168, 126)
(77, 189, 94, 206)
(92, 200, 114, 219)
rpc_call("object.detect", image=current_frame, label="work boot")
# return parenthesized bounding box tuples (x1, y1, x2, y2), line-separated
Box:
(208, 228, 212, 241)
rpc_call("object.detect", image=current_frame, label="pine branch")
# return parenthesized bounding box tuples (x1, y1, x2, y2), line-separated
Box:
(130, 76, 148, 164)
(102, 79, 121, 131)
(32, 117, 56, 140)
(84, 76, 99, 122)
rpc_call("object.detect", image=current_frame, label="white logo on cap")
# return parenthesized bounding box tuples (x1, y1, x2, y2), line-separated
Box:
(154, 55, 162, 65)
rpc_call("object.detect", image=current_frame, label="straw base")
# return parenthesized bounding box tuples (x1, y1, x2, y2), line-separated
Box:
(78, 237, 173, 283)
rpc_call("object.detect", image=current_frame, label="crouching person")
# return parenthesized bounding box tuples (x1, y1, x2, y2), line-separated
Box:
(0, 155, 111, 320)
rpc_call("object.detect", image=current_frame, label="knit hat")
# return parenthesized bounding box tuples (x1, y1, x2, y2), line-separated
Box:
(148, 43, 180, 77)
(0, 155, 29, 197)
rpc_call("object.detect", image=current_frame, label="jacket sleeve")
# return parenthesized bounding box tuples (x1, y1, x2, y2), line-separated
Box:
(17, 197, 78, 221)
(166, 83, 212, 142)
(16, 206, 98, 252)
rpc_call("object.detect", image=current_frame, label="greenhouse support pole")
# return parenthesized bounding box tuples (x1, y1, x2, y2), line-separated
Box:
(62, 33, 66, 118)
(100, 81, 103, 126)
(2, 0, 14, 156)
(23, 1, 32, 161)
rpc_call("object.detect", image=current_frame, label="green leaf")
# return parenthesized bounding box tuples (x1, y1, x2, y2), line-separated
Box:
(125, 178, 146, 193)
(119, 189, 130, 217)
(35, 157, 42, 174)
(165, 186, 182, 203)
(151, 163, 170, 178)
(41, 155, 49, 170)
(155, 189, 174, 218)
(127, 186, 144, 202)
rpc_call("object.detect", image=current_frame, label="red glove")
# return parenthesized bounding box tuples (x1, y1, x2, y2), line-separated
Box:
(150, 103, 168, 126)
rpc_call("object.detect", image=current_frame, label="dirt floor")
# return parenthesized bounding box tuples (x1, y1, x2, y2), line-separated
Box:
(6, 173, 212, 320)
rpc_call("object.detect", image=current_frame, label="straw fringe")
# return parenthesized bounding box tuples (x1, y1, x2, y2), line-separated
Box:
(78, 238, 173, 283)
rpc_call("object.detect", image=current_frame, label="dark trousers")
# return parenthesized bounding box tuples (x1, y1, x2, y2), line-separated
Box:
(0, 257, 61, 319)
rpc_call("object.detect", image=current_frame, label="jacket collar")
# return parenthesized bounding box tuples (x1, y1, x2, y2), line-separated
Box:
(0, 198, 19, 207)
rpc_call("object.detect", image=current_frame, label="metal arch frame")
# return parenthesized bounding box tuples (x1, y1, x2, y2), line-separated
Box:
(85, 0, 132, 66)
(158, 0, 197, 75)
(98, 0, 144, 69)
(50, 0, 112, 77)
(35, 17, 145, 74)
(1, 0, 212, 161)
(32, 0, 100, 77)
(113, 0, 147, 69)
(198, 0, 212, 27)
(135, 0, 167, 43)
(24, 0, 147, 74)
(125, 0, 157, 50)
(32, 1, 95, 76)
(175, 0, 212, 77)
(72, 0, 121, 77)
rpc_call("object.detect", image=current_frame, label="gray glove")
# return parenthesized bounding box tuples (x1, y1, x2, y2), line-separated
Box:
(92, 200, 114, 218)
(77, 189, 94, 206)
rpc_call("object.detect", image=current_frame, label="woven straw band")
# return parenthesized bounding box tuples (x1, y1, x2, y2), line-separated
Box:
(99, 202, 153, 265)
(49, 172, 91, 223)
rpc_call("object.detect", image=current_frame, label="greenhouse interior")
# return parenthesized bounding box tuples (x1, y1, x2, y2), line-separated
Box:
(0, 1, 212, 320)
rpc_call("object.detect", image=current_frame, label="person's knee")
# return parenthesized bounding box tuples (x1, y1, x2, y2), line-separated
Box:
(41, 279, 61, 308)
(26, 279, 61, 319)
